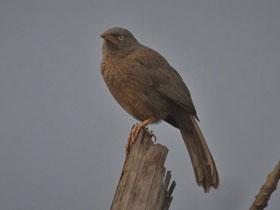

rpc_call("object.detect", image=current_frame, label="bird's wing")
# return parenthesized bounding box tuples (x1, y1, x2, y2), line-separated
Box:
(135, 46, 198, 118)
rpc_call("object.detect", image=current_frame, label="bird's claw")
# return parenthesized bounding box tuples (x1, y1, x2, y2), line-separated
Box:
(145, 128, 157, 142)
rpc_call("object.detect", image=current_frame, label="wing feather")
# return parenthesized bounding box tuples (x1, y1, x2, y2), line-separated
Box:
(135, 46, 198, 119)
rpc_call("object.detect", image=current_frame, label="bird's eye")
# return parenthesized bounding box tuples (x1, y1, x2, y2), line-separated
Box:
(118, 35, 124, 41)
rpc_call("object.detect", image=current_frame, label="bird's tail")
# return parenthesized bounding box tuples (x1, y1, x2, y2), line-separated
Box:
(176, 113, 219, 192)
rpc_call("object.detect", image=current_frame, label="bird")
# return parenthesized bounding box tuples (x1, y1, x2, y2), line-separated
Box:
(100, 27, 219, 192)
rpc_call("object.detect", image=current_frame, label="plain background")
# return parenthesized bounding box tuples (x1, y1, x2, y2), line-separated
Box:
(0, 0, 280, 209)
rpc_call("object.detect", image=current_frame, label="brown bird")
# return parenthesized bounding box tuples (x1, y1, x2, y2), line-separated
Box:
(100, 27, 219, 192)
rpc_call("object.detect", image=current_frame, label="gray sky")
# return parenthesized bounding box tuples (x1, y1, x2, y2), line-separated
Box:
(0, 0, 280, 209)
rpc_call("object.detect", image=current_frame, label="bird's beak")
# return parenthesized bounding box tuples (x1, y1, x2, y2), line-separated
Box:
(100, 33, 117, 43)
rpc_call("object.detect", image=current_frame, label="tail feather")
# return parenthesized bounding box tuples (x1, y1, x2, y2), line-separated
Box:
(177, 114, 219, 192)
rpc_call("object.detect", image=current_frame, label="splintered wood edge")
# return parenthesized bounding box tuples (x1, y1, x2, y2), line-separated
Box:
(160, 173, 176, 210)
(111, 128, 176, 210)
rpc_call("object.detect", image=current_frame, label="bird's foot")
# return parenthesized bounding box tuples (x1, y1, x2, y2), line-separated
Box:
(125, 123, 157, 154)
(144, 127, 157, 142)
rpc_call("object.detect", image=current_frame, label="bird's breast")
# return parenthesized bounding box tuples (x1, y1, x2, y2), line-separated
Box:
(101, 57, 164, 121)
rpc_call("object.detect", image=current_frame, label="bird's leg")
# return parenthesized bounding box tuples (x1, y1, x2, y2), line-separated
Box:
(125, 117, 157, 154)
(125, 124, 137, 154)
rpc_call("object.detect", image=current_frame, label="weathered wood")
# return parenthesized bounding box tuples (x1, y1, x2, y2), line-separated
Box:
(250, 160, 280, 210)
(111, 129, 176, 210)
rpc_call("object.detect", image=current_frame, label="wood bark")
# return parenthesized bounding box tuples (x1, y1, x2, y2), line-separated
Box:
(111, 129, 176, 210)
(250, 160, 280, 210)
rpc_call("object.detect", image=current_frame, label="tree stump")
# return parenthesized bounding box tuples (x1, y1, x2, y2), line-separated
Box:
(111, 129, 176, 210)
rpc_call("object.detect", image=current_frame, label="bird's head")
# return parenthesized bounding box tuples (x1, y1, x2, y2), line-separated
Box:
(101, 27, 139, 56)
